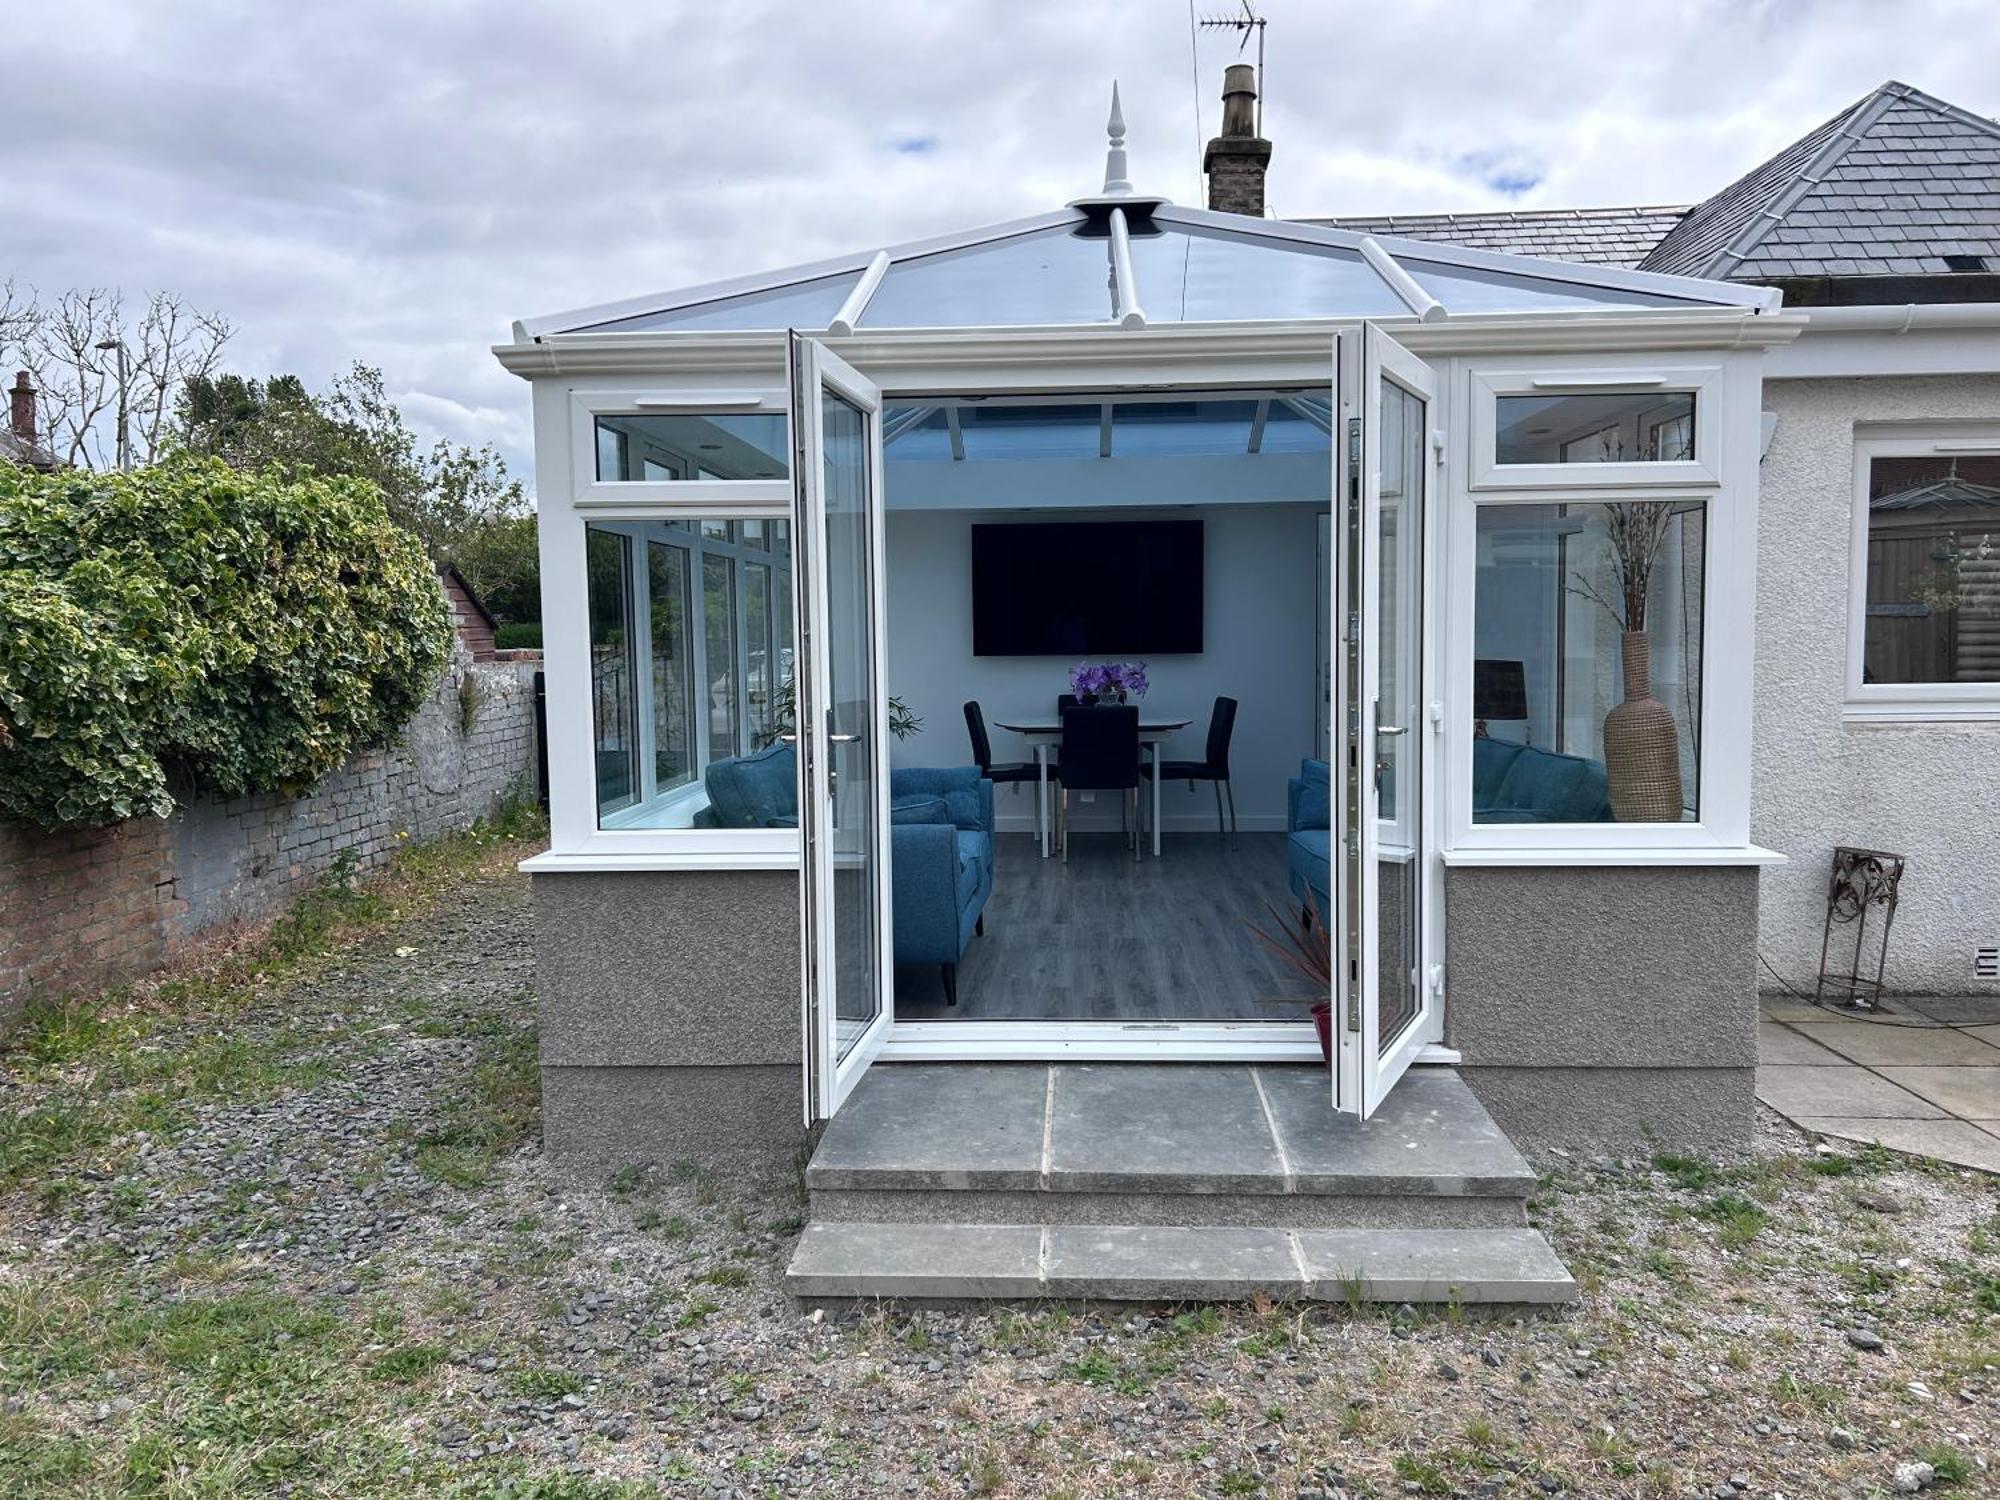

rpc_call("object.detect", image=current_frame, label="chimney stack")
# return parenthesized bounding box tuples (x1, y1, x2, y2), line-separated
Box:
(9, 371, 36, 449)
(1203, 63, 1271, 216)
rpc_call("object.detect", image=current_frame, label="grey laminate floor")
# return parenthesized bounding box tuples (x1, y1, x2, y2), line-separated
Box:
(893, 832, 1319, 1022)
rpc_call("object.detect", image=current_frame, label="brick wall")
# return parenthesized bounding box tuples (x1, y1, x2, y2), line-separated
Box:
(0, 644, 540, 1024)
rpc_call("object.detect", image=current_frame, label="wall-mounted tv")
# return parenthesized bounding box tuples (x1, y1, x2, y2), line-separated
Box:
(971, 520, 1204, 656)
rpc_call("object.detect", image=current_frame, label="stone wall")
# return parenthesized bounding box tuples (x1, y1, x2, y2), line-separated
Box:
(0, 644, 540, 1023)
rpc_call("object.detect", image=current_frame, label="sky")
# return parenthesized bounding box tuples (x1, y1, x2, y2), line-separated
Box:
(2, 0, 1992, 494)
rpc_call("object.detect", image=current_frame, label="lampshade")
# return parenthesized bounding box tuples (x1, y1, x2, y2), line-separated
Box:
(1474, 658, 1528, 722)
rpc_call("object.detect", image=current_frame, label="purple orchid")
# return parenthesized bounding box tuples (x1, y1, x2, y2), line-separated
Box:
(1069, 661, 1149, 703)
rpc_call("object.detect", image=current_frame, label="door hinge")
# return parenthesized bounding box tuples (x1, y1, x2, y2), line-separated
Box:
(1430, 427, 1446, 467)
(1428, 963, 1446, 995)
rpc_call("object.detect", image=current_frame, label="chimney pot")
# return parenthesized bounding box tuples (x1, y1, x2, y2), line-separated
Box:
(9, 370, 35, 448)
(1203, 66, 1271, 217)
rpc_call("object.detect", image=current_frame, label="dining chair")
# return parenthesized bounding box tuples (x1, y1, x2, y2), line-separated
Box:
(963, 701, 1039, 788)
(1143, 695, 1238, 838)
(1057, 704, 1142, 862)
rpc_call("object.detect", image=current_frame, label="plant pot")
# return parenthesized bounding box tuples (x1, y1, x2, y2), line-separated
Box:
(1602, 631, 1683, 822)
(1310, 1001, 1334, 1066)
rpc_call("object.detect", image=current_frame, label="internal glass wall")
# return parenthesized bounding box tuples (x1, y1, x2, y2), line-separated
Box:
(1861, 454, 2000, 686)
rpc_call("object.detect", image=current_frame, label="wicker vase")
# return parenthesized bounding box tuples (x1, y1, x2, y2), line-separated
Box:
(1602, 631, 1683, 822)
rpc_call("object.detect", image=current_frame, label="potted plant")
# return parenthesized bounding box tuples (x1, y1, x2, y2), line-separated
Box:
(1569, 504, 1688, 823)
(1068, 660, 1149, 705)
(1247, 895, 1335, 1065)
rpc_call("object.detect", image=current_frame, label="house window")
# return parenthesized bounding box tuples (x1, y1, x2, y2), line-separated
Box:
(594, 413, 789, 481)
(1859, 452, 2000, 688)
(1497, 391, 1697, 466)
(1472, 500, 1706, 824)
(586, 519, 794, 828)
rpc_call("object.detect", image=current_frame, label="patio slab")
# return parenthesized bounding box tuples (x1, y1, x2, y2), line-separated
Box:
(1875, 1066, 2000, 1121)
(1256, 1066, 1535, 1196)
(1790, 1021, 2000, 1067)
(1790, 1117, 2000, 1174)
(1757, 1022, 1845, 1065)
(1898, 996, 2000, 1027)
(806, 1063, 1050, 1189)
(1754, 1064, 1943, 1120)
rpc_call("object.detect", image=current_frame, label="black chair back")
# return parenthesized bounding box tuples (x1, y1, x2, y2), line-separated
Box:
(1060, 705, 1139, 791)
(1205, 696, 1239, 775)
(963, 701, 994, 771)
(1056, 693, 1081, 715)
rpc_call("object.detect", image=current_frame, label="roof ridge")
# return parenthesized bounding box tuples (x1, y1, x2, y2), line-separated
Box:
(1875, 78, 2000, 142)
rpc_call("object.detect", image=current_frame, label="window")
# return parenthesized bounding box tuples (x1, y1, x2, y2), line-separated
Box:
(586, 519, 793, 828)
(1497, 391, 1697, 466)
(1472, 501, 1706, 824)
(1858, 452, 2000, 689)
(594, 413, 789, 481)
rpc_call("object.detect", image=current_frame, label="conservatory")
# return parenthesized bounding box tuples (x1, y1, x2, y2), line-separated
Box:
(501, 96, 1795, 1208)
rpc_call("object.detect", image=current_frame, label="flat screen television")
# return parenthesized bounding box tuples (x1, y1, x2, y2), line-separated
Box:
(970, 520, 1204, 656)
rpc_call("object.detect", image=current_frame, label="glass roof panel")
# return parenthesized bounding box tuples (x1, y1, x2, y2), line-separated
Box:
(1128, 224, 1407, 322)
(578, 270, 859, 333)
(860, 226, 1122, 328)
(882, 392, 1334, 462)
(1399, 257, 1692, 313)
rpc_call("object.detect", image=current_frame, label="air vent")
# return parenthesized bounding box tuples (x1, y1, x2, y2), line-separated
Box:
(1977, 946, 2000, 980)
(1943, 254, 1988, 273)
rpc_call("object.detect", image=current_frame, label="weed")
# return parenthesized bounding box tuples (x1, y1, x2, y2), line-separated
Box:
(1920, 1445, 1972, 1485)
(369, 1343, 448, 1384)
(510, 1366, 586, 1400)
(1651, 1153, 1721, 1191)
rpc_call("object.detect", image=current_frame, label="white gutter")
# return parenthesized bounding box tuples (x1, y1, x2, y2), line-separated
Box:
(1763, 301, 2000, 380)
(1795, 302, 2000, 333)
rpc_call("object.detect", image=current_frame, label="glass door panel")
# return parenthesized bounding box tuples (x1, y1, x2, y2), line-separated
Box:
(789, 334, 893, 1119)
(1333, 324, 1438, 1119)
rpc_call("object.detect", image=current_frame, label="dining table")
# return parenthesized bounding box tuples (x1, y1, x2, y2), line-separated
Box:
(992, 715, 1194, 859)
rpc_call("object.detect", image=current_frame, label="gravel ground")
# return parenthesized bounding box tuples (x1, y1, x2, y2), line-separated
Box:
(2, 854, 1998, 1499)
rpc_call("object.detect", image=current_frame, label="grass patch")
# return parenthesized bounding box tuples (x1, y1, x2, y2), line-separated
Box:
(510, 1365, 586, 1401)
(369, 1342, 448, 1384)
(408, 1019, 541, 1189)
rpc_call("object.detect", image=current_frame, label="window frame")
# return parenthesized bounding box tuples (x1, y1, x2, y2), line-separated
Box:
(1444, 354, 1756, 857)
(1846, 425, 2000, 723)
(569, 388, 791, 510)
(1470, 364, 1722, 490)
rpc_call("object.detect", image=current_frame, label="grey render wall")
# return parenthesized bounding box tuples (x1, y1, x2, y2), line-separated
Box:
(1755, 375, 2000, 995)
(533, 869, 803, 1170)
(1445, 865, 1760, 1155)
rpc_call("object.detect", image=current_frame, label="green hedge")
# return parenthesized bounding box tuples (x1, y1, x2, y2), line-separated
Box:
(493, 622, 542, 650)
(0, 456, 452, 829)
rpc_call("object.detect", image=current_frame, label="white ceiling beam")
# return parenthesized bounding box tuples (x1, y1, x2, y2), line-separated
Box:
(1108, 207, 1147, 330)
(1248, 398, 1270, 454)
(946, 405, 965, 462)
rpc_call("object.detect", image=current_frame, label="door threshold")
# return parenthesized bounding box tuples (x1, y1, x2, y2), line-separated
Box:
(879, 1022, 1454, 1065)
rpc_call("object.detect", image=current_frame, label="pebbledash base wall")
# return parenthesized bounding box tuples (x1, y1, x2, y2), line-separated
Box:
(532, 862, 1761, 1169)
(0, 644, 540, 1024)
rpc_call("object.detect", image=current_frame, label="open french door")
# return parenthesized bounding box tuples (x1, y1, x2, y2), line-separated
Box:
(1333, 323, 1440, 1118)
(788, 333, 894, 1121)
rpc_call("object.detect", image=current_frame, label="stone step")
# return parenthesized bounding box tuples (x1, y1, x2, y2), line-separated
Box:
(785, 1222, 1577, 1306)
(804, 1064, 1539, 1203)
(807, 1186, 1527, 1230)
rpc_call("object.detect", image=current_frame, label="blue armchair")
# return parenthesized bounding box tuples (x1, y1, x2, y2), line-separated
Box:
(692, 742, 798, 828)
(1472, 738, 1612, 823)
(889, 767, 995, 1006)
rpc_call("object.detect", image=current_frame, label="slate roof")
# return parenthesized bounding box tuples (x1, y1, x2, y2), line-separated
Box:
(0, 427, 60, 472)
(1310, 81, 2000, 286)
(1310, 205, 1687, 269)
(1642, 81, 2000, 279)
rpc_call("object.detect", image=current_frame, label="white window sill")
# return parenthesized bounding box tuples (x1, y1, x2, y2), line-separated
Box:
(1843, 701, 2000, 726)
(1441, 845, 1786, 868)
(520, 848, 802, 874)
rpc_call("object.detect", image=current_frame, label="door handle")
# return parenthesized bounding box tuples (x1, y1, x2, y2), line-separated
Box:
(829, 732, 862, 745)
(1376, 724, 1409, 737)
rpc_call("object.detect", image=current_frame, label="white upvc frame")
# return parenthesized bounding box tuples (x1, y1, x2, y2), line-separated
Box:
(1845, 424, 2000, 723)
(1468, 361, 1724, 490)
(1440, 349, 1763, 856)
(568, 386, 791, 511)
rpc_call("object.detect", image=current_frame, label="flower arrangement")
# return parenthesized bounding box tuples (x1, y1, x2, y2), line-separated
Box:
(1068, 660, 1149, 705)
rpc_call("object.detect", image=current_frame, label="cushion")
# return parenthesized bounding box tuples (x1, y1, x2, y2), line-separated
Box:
(940, 787, 986, 832)
(702, 742, 797, 829)
(891, 794, 951, 826)
(1294, 758, 1331, 831)
(953, 830, 988, 908)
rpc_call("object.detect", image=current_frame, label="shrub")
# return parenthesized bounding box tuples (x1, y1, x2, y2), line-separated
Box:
(494, 621, 542, 650)
(0, 455, 452, 829)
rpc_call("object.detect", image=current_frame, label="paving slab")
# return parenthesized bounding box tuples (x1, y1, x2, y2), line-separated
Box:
(1757, 1022, 1846, 1065)
(1792, 1021, 2000, 1067)
(1791, 1117, 2000, 1174)
(1759, 999, 1829, 1023)
(1256, 1065, 1534, 1196)
(1875, 1066, 2000, 1121)
(785, 1222, 1042, 1299)
(1962, 1024, 2000, 1049)
(1046, 1064, 1285, 1193)
(1897, 996, 2000, 1027)
(1754, 1064, 1943, 1120)
(1043, 1225, 1299, 1300)
(806, 1064, 1049, 1189)
(1294, 1228, 1576, 1305)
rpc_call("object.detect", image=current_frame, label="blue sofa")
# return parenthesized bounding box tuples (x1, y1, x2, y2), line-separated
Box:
(1285, 741, 1613, 916)
(694, 748, 994, 1004)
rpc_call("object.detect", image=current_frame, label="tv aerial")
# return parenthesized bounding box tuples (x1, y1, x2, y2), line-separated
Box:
(1197, 2, 1268, 136)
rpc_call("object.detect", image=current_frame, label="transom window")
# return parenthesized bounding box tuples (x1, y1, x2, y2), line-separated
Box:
(1496, 391, 1697, 466)
(594, 413, 789, 481)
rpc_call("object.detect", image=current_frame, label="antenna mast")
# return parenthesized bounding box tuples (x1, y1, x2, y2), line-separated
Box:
(1198, 2, 1267, 136)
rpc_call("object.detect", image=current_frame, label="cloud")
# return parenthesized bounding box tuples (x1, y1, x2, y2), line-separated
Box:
(0, 0, 1985, 491)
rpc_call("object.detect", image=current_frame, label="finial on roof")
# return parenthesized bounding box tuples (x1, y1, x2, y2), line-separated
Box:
(1101, 82, 1133, 196)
